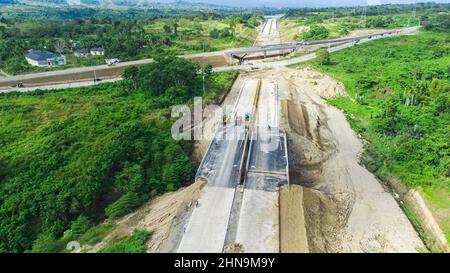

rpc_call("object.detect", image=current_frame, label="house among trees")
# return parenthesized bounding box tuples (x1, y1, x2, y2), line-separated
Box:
(74, 49, 90, 58)
(90, 47, 105, 56)
(25, 50, 67, 67)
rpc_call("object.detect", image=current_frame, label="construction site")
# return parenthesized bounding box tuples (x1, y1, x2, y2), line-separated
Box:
(78, 15, 432, 254)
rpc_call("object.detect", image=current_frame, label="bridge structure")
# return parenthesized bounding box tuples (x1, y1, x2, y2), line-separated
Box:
(224, 29, 402, 62)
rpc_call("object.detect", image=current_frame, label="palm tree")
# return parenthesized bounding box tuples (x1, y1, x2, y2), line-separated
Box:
(54, 40, 65, 55)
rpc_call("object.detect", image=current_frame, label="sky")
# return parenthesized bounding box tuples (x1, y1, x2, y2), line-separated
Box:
(173, 0, 450, 8)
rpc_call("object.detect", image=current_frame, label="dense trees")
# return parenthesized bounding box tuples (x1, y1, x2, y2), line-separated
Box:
(421, 13, 450, 32)
(0, 12, 259, 74)
(0, 56, 232, 252)
(0, 19, 151, 74)
(136, 55, 202, 103)
(301, 25, 329, 40)
(313, 31, 449, 192)
(286, 3, 450, 18)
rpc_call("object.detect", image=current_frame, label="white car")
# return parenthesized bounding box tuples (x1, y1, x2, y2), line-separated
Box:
(105, 58, 120, 65)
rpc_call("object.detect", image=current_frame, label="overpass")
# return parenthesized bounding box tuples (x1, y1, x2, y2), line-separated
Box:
(224, 29, 403, 62)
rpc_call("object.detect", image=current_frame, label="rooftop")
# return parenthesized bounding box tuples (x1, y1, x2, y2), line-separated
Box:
(25, 51, 59, 61)
(74, 49, 90, 54)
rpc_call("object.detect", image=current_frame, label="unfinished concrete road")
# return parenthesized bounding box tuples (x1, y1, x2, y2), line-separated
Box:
(177, 79, 260, 253)
(256, 15, 282, 46)
(234, 79, 289, 253)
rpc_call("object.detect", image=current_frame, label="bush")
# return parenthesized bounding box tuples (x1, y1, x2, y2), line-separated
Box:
(301, 25, 329, 40)
(98, 229, 151, 253)
(105, 192, 143, 220)
(30, 234, 61, 253)
(114, 162, 144, 193)
(316, 48, 330, 65)
(78, 224, 114, 246)
(70, 215, 92, 239)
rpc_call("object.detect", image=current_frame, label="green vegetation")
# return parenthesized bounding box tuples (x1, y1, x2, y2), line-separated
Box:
(98, 229, 151, 253)
(301, 30, 449, 243)
(70, 215, 93, 239)
(301, 25, 329, 40)
(0, 55, 237, 252)
(316, 48, 330, 65)
(281, 3, 449, 42)
(78, 224, 114, 246)
(0, 13, 261, 75)
(105, 192, 143, 220)
(30, 233, 61, 253)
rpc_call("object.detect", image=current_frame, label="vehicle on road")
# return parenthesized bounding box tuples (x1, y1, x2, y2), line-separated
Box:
(105, 58, 120, 66)
(14, 82, 24, 88)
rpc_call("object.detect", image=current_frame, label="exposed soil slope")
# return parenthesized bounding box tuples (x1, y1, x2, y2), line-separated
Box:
(278, 67, 424, 252)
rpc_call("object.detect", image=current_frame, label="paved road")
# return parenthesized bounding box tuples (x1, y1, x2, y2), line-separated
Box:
(224, 28, 412, 56)
(0, 26, 418, 93)
(0, 78, 120, 94)
(0, 50, 227, 90)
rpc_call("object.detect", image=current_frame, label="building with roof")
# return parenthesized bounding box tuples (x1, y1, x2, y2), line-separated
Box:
(74, 49, 90, 58)
(90, 48, 105, 56)
(25, 50, 67, 67)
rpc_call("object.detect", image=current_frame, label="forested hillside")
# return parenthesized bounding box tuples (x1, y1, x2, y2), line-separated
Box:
(306, 26, 449, 243)
(0, 55, 237, 252)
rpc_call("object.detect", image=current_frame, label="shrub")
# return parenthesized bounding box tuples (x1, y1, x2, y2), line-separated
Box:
(316, 48, 330, 65)
(70, 215, 92, 239)
(301, 25, 329, 40)
(98, 229, 151, 253)
(105, 192, 142, 219)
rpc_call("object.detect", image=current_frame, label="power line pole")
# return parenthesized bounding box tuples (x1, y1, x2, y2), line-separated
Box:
(360, 6, 367, 28)
(408, 2, 417, 27)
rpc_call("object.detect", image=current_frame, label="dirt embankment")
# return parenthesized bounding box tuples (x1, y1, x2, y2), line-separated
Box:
(279, 185, 309, 252)
(388, 177, 449, 253)
(279, 67, 424, 252)
(86, 180, 206, 253)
